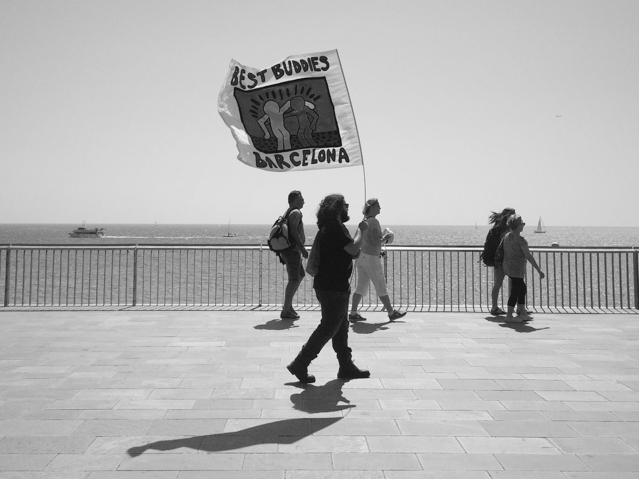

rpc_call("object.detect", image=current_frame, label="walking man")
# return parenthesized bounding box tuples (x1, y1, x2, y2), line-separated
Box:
(287, 194, 370, 383)
(280, 190, 308, 320)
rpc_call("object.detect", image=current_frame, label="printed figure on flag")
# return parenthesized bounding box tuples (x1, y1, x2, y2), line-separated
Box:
(218, 50, 362, 172)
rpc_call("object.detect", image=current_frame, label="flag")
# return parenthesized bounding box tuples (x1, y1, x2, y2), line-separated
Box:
(218, 49, 362, 172)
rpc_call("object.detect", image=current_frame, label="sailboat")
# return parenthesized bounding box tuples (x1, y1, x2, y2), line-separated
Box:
(534, 217, 546, 234)
(223, 220, 237, 237)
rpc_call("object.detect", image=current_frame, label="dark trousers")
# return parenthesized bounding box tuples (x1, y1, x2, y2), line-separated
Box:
(507, 276, 527, 307)
(303, 289, 352, 362)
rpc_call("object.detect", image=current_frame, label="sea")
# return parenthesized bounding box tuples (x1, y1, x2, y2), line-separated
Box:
(0, 223, 637, 248)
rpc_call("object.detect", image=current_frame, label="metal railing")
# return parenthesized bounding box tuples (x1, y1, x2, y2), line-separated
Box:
(1, 244, 637, 312)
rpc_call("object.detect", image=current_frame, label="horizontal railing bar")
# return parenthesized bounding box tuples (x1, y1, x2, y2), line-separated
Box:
(2, 244, 636, 253)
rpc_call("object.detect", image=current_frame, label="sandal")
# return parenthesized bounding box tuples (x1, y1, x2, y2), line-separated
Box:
(388, 310, 407, 321)
(490, 307, 506, 316)
(348, 312, 367, 322)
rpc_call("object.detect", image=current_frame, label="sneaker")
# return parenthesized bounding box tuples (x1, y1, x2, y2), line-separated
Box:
(388, 310, 407, 321)
(490, 307, 506, 316)
(348, 312, 367, 322)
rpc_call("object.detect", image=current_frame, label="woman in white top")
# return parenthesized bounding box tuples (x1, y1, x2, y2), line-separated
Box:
(502, 214, 545, 322)
(349, 198, 407, 322)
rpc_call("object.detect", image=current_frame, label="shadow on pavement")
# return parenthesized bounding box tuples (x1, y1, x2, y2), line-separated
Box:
(127, 380, 350, 457)
(485, 316, 550, 333)
(254, 318, 299, 330)
(350, 320, 392, 334)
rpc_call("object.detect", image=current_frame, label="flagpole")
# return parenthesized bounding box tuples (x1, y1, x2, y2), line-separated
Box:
(335, 49, 367, 203)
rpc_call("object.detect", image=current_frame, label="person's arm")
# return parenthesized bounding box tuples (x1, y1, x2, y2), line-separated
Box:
(522, 242, 545, 279)
(344, 220, 368, 256)
(288, 211, 308, 258)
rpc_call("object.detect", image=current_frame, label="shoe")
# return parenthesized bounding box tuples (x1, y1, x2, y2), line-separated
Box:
(280, 310, 300, 320)
(287, 361, 315, 383)
(388, 310, 407, 321)
(490, 307, 506, 316)
(337, 362, 370, 379)
(348, 312, 367, 322)
(505, 315, 523, 323)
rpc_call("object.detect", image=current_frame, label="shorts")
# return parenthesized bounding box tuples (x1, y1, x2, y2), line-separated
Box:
(354, 253, 387, 297)
(280, 248, 305, 282)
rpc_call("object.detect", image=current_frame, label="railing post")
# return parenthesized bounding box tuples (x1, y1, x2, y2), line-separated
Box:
(132, 246, 138, 306)
(258, 244, 263, 307)
(633, 248, 639, 310)
(4, 246, 10, 307)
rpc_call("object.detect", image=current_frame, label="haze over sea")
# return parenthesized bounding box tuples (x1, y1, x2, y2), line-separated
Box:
(1, 224, 637, 248)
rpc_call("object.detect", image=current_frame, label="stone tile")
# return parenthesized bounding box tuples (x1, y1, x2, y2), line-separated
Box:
(459, 436, 561, 455)
(242, 453, 333, 470)
(479, 420, 579, 437)
(72, 420, 154, 437)
(0, 454, 55, 471)
(578, 454, 639, 472)
(397, 419, 490, 437)
(333, 453, 422, 471)
(45, 454, 124, 472)
(277, 435, 368, 453)
(495, 453, 591, 471)
(0, 420, 83, 436)
(367, 436, 463, 453)
(416, 453, 502, 470)
(119, 453, 243, 470)
(0, 436, 94, 454)
(384, 473, 490, 479)
(552, 437, 637, 454)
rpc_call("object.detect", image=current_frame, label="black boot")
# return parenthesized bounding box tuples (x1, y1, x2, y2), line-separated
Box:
(337, 353, 370, 379)
(287, 348, 316, 383)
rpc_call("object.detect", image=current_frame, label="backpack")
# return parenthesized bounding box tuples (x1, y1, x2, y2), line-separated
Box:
(267, 209, 294, 252)
(480, 227, 502, 267)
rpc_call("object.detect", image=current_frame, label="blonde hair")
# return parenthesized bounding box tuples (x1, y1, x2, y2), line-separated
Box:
(362, 198, 379, 216)
(507, 214, 523, 230)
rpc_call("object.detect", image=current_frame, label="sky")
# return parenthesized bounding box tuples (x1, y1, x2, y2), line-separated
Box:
(1, 0, 638, 227)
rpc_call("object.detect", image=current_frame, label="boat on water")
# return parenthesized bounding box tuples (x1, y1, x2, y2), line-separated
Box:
(534, 217, 546, 234)
(69, 222, 105, 238)
(223, 220, 237, 237)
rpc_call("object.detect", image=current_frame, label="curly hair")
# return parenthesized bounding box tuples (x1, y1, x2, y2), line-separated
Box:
(316, 194, 345, 228)
(489, 207, 516, 230)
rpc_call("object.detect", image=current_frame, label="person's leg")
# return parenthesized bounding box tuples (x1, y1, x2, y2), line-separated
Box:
(491, 266, 506, 314)
(367, 254, 406, 320)
(516, 281, 529, 318)
(288, 289, 345, 383)
(329, 291, 370, 379)
(506, 277, 524, 322)
(281, 250, 304, 317)
(350, 259, 370, 320)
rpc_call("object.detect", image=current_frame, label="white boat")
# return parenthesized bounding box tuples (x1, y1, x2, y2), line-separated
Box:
(534, 217, 546, 234)
(69, 222, 105, 238)
(223, 220, 237, 237)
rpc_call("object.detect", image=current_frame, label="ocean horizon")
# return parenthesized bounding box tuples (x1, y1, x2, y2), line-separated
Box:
(1, 223, 637, 248)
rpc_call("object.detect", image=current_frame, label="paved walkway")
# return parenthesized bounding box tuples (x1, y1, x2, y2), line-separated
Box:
(1, 309, 639, 478)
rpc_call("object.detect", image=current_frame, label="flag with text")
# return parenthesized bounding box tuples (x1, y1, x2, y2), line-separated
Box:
(218, 50, 362, 172)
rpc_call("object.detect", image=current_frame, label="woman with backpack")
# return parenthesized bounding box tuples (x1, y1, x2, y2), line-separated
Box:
(485, 207, 515, 316)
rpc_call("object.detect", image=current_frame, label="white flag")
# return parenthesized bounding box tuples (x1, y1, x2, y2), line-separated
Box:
(218, 50, 362, 172)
